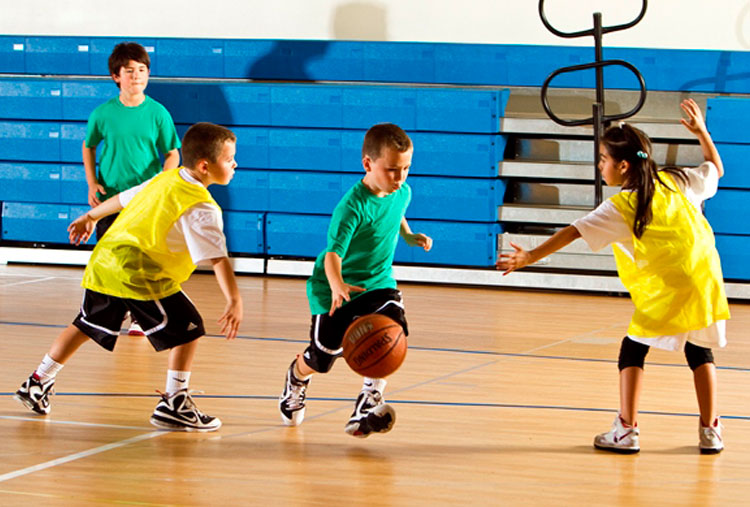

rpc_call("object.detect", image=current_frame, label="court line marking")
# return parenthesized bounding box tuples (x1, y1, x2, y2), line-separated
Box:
(2, 320, 748, 371)
(0, 276, 57, 288)
(0, 431, 164, 483)
(0, 414, 153, 430)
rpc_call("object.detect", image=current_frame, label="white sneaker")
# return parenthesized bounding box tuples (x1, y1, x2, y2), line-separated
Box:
(699, 417, 724, 454)
(344, 389, 395, 438)
(594, 415, 640, 454)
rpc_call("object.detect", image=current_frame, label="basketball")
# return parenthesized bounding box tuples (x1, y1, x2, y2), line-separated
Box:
(342, 314, 407, 378)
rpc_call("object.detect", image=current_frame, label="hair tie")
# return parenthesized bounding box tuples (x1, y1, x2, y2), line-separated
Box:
(618, 121, 626, 128)
(636, 150, 648, 159)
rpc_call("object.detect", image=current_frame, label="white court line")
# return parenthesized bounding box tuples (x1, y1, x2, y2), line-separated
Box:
(0, 431, 164, 483)
(0, 415, 153, 431)
(0, 276, 57, 288)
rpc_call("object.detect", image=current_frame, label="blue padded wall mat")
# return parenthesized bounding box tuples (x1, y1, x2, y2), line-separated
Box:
(4, 36, 750, 93)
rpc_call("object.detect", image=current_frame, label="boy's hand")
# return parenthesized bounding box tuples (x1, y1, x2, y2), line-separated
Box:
(88, 184, 106, 207)
(404, 232, 433, 251)
(329, 281, 365, 316)
(496, 241, 532, 275)
(680, 98, 708, 136)
(68, 213, 96, 246)
(218, 298, 243, 340)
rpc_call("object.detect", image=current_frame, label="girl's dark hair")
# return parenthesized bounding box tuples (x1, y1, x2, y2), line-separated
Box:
(601, 123, 688, 238)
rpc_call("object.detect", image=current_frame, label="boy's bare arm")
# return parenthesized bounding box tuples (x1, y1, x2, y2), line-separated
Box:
(68, 194, 125, 245)
(210, 257, 243, 340)
(324, 251, 365, 316)
(82, 142, 105, 206)
(163, 149, 180, 171)
(399, 217, 433, 251)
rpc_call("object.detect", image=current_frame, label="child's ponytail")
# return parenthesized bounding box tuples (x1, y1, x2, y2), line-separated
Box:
(601, 123, 688, 238)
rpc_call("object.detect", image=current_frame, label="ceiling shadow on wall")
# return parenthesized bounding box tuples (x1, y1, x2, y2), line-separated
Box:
(332, 2, 388, 40)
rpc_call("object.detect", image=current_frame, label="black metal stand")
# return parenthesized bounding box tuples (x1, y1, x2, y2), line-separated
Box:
(539, 1, 648, 206)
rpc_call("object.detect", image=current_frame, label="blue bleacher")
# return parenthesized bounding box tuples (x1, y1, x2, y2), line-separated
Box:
(705, 97, 750, 280)
(3, 36, 750, 276)
(4, 36, 750, 93)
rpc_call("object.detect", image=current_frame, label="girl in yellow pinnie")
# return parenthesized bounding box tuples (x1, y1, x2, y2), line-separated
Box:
(498, 99, 729, 454)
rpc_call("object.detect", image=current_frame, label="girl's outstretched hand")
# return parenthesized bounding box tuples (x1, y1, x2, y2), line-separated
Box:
(496, 241, 532, 275)
(680, 98, 708, 136)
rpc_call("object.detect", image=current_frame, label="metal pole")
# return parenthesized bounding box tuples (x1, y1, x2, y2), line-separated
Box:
(593, 102, 603, 206)
(593, 12, 604, 207)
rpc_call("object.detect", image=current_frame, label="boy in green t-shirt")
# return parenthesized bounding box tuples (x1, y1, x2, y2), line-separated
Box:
(83, 41, 181, 335)
(279, 123, 433, 438)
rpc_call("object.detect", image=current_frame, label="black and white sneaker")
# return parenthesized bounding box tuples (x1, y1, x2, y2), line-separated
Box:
(14, 374, 55, 415)
(279, 360, 309, 426)
(344, 389, 395, 438)
(150, 389, 221, 432)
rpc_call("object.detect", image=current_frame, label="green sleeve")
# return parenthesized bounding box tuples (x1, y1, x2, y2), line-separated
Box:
(326, 199, 360, 258)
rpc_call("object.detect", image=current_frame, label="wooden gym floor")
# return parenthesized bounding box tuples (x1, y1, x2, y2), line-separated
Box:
(1, 264, 749, 505)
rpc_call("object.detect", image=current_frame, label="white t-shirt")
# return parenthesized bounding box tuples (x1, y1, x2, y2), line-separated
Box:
(572, 162, 726, 351)
(118, 169, 228, 265)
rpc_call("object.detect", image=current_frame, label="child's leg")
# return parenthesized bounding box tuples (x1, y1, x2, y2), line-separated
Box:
(617, 337, 649, 425)
(692, 362, 718, 426)
(594, 337, 648, 453)
(619, 366, 644, 426)
(15, 325, 90, 415)
(48, 324, 92, 364)
(685, 342, 723, 453)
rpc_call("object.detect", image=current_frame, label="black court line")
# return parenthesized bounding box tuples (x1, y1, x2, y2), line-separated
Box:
(2, 392, 749, 421)
(3, 319, 749, 372)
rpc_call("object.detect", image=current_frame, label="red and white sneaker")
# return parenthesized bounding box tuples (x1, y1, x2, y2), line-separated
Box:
(699, 417, 724, 454)
(128, 321, 145, 336)
(594, 415, 640, 454)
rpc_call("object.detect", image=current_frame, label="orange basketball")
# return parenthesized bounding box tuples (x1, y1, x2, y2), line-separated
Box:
(342, 314, 407, 378)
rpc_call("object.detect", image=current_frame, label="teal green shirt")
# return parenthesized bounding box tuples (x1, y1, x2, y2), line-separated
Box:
(85, 95, 181, 198)
(307, 181, 412, 315)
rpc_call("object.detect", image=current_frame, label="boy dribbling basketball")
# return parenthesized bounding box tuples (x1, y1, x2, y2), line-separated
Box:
(278, 123, 432, 438)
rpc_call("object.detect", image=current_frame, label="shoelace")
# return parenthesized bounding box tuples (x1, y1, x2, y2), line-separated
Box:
(155, 389, 206, 415)
(287, 382, 307, 409)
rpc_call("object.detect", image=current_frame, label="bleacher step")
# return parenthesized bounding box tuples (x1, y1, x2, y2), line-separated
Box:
(497, 233, 615, 271)
(513, 138, 703, 166)
(498, 204, 591, 224)
(501, 117, 690, 140)
(509, 182, 619, 207)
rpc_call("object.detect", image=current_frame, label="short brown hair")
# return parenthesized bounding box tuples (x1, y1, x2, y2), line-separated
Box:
(181, 123, 237, 169)
(362, 123, 412, 160)
(108, 42, 150, 77)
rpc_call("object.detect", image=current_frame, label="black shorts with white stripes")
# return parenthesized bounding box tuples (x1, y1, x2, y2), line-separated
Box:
(302, 288, 408, 373)
(72, 289, 205, 352)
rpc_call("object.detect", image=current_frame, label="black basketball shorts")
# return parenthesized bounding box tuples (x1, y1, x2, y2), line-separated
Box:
(302, 288, 408, 373)
(73, 289, 205, 352)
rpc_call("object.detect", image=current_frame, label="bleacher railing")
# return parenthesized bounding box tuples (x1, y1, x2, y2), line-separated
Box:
(539, 0, 648, 206)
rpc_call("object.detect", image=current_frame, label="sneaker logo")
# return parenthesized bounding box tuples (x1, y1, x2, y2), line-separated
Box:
(187, 322, 198, 331)
(180, 412, 199, 424)
(173, 378, 187, 383)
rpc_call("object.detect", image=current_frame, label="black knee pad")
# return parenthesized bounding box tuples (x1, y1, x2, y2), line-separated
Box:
(684, 341, 714, 371)
(301, 345, 339, 373)
(618, 337, 650, 371)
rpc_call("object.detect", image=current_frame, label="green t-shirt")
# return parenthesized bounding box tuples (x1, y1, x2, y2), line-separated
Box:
(307, 181, 412, 315)
(85, 95, 181, 198)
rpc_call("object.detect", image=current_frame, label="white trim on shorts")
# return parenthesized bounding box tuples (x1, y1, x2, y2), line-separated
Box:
(313, 314, 344, 355)
(78, 291, 120, 336)
(141, 298, 169, 336)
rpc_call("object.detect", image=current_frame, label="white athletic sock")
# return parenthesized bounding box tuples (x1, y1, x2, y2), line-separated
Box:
(363, 377, 387, 394)
(166, 370, 191, 395)
(35, 354, 64, 383)
(293, 360, 313, 381)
